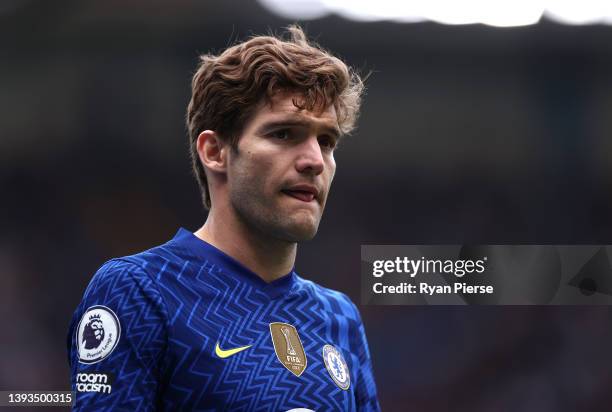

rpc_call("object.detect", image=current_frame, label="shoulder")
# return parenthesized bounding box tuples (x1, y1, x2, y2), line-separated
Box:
(79, 250, 172, 319)
(294, 275, 362, 322)
(83, 238, 183, 297)
(69, 254, 171, 361)
(83, 257, 154, 299)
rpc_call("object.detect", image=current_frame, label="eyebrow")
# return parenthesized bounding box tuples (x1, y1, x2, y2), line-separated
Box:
(256, 118, 342, 139)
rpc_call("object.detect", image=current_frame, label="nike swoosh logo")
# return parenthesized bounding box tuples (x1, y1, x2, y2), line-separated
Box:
(215, 342, 252, 358)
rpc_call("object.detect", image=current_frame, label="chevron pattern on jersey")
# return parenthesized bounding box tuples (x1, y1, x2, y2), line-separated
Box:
(68, 229, 380, 411)
(68, 259, 168, 411)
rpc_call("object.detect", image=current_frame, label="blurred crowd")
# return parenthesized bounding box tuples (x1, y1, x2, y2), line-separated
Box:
(2, 1, 612, 410)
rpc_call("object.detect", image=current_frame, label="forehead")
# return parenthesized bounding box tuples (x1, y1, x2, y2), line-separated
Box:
(248, 92, 339, 130)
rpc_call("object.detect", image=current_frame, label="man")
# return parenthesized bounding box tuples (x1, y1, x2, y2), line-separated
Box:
(67, 25, 380, 411)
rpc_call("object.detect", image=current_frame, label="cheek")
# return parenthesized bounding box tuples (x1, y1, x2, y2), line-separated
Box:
(326, 158, 337, 185)
(253, 155, 280, 193)
(233, 151, 279, 195)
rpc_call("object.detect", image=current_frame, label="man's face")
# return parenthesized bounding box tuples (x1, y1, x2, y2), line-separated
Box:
(227, 93, 340, 243)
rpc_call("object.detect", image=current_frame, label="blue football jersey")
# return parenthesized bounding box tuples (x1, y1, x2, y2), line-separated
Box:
(67, 228, 380, 411)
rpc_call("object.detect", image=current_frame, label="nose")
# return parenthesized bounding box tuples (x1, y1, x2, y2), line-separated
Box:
(294, 136, 324, 175)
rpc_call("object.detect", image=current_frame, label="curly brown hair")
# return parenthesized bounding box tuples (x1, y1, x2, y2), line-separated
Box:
(186, 25, 364, 209)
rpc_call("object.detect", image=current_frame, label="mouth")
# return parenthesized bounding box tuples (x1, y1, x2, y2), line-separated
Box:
(281, 184, 320, 203)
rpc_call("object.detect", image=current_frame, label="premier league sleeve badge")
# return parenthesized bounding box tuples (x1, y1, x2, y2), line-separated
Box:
(322, 344, 350, 390)
(76, 305, 121, 364)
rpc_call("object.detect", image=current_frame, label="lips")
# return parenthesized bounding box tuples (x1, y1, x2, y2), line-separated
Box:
(282, 184, 319, 203)
(283, 190, 315, 202)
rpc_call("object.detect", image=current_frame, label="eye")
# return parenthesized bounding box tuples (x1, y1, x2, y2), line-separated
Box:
(318, 134, 337, 150)
(270, 129, 292, 140)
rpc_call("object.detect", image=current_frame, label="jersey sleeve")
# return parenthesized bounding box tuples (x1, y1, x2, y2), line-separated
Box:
(350, 302, 381, 412)
(66, 259, 169, 411)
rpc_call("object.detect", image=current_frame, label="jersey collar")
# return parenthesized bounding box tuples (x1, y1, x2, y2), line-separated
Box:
(171, 227, 297, 298)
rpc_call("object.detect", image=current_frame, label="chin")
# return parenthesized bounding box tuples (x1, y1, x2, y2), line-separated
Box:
(290, 229, 317, 242)
(281, 217, 320, 242)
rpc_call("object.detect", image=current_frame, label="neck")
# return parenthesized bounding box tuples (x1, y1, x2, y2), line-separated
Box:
(194, 205, 297, 283)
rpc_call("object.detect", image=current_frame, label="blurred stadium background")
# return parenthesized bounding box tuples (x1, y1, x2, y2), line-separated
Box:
(2, 0, 612, 410)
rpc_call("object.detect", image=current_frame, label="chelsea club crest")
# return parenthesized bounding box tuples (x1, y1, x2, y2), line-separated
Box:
(322, 344, 350, 390)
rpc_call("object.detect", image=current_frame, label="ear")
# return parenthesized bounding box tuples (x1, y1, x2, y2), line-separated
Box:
(197, 130, 228, 174)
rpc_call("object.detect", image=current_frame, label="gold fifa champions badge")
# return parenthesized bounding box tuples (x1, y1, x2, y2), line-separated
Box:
(269, 322, 307, 377)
